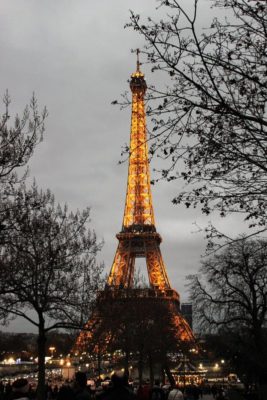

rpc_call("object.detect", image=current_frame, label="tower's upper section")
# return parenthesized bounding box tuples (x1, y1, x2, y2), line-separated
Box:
(130, 69, 147, 95)
(129, 48, 147, 94)
(122, 53, 156, 231)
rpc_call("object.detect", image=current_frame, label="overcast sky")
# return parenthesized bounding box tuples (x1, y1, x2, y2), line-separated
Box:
(0, 0, 247, 333)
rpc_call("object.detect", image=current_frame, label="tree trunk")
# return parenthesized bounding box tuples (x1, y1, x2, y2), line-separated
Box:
(253, 325, 267, 398)
(124, 347, 129, 378)
(258, 385, 267, 400)
(164, 363, 175, 387)
(138, 350, 144, 387)
(148, 352, 154, 385)
(37, 317, 46, 400)
(161, 366, 166, 385)
(97, 351, 101, 380)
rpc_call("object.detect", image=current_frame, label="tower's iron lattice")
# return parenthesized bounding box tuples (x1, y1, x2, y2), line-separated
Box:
(75, 55, 194, 352)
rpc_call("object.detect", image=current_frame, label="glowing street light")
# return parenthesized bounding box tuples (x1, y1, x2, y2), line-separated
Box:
(3, 357, 15, 365)
(49, 346, 56, 358)
(66, 361, 71, 381)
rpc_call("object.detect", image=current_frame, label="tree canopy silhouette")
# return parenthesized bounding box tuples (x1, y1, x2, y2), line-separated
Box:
(126, 0, 267, 244)
(0, 183, 103, 400)
(188, 237, 267, 389)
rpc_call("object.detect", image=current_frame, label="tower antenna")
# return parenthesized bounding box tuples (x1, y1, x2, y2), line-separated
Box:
(136, 48, 140, 72)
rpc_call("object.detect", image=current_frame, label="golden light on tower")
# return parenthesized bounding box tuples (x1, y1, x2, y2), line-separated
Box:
(123, 62, 154, 228)
(75, 50, 195, 352)
(107, 52, 171, 291)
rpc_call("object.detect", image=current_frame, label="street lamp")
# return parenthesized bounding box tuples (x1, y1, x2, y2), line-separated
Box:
(214, 363, 220, 381)
(49, 346, 56, 358)
(182, 354, 187, 388)
(66, 361, 71, 381)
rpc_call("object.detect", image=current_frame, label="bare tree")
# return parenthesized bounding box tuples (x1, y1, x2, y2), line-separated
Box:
(0, 92, 46, 189)
(86, 291, 189, 385)
(126, 0, 267, 244)
(0, 92, 47, 237)
(187, 237, 267, 394)
(0, 183, 104, 400)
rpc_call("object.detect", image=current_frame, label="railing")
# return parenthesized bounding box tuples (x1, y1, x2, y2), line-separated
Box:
(99, 287, 180, 303)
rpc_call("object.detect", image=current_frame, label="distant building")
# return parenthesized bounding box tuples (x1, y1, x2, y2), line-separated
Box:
(181, 303, 193, 329)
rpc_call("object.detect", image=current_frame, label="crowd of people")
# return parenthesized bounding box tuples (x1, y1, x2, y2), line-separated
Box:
(0, 373, 242, 400)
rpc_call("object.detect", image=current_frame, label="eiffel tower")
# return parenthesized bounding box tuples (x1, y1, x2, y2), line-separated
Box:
(75, 52, 194, 354)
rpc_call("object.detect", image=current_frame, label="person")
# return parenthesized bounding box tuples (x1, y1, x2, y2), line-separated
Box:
(211, 386, 218, 399)
(57, 384, 75, 400)
(5, 381, 12, 399)
(11, 379, 30, 400)
(95, 385, 104, 398)
(149, 380, 165, 400)
(73, 372, 91, 400)
(215, 387, 226, 400)
(137, 381, 150, 400)
(99, 371, 135, 400)
(168, 385, 183, 400)
(52, 385, 59, 399)
(184, 385, 195, 400)
(192, 385, 201, 400)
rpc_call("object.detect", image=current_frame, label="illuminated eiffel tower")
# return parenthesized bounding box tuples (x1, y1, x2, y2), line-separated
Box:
(75, 52, 194, 354)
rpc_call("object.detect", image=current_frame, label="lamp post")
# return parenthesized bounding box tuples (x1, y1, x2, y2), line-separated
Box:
(59, 359, 64, 379)
(183, 354, 187, 389)
(221, 359, 225, 383)
(49, 346, 56, 358)
(66, 361, 71, 381)
(214, 363, 220, 381)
